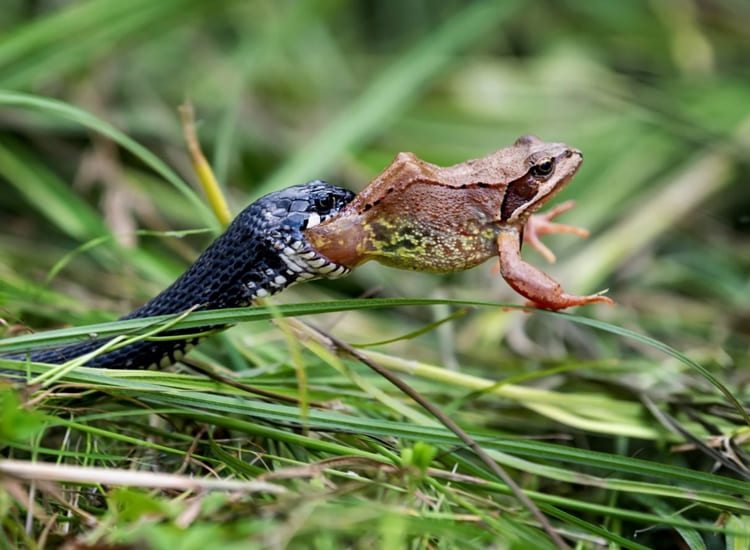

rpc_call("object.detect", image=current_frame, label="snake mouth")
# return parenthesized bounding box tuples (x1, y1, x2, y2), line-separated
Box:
(300, 219, 353, 279)
(299, 219, 352, 277)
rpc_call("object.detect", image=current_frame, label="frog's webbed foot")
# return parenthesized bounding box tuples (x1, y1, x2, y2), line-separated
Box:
(497, 228, 614, 311)
(525, 200, 589, 263)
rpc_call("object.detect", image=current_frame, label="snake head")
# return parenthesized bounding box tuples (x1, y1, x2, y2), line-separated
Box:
(257, 181, 356, 285)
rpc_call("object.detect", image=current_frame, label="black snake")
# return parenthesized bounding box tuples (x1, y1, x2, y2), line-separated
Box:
(2, 181, 355, 372)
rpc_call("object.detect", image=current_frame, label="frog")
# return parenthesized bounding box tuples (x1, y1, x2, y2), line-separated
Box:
(304, 135, 614, 311)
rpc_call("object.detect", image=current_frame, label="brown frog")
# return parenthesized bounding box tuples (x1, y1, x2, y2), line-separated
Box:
(304, 135, 613, 310)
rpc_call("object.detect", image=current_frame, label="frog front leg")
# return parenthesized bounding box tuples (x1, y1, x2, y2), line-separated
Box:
(497, 227, 614, 310)
(525, 201, 590, 263)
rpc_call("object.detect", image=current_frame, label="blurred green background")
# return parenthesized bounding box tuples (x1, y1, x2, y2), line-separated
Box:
(1, 0, 750, 548)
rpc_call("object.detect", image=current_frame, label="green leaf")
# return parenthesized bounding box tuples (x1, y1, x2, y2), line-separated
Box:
(726, 515, 750, 550)
(0, 387, 45, 443)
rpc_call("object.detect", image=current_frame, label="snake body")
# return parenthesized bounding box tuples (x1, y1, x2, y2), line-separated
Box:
(4, 182, 355, 371)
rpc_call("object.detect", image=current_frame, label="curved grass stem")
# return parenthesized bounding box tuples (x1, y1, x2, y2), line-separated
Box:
(179, 102, 233, 228)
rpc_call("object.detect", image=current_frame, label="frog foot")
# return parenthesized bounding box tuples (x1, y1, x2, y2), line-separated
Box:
(525, 200, 589, 263)
(522, 291, 615, 311)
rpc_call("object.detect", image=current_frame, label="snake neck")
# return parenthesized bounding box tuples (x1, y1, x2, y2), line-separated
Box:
(9, 208, 292, 370)
(4, 182, 354, 372)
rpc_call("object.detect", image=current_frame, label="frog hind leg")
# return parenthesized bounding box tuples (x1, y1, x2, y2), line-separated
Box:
(497, 228, 614, 311)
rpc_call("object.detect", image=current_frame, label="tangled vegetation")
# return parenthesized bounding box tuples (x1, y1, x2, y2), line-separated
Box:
(1, 1, 749, 548)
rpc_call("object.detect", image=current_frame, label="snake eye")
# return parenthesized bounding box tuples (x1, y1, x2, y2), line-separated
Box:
(531, 158, 555, 178)
(313, 194, 336, 212)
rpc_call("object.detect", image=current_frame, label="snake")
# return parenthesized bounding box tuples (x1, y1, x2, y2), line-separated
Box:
(2, 181, 356, 372)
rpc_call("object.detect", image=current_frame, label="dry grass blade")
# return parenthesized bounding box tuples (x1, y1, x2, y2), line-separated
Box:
(0, 459, 287, 494)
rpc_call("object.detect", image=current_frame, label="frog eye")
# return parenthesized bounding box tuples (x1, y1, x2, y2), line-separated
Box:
(531, 158, 555, 178)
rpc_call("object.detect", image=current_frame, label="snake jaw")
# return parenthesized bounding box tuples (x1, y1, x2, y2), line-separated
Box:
(277, 236, 351, 283)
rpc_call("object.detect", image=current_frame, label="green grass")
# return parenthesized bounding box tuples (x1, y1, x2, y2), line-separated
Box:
(2, 1, 750, 548)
